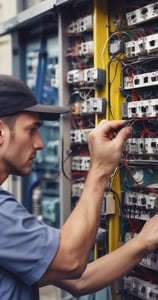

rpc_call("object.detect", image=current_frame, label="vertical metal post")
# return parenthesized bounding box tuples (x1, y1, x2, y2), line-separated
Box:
(93, 1, 125, 299)
(93, 0, 109, 124)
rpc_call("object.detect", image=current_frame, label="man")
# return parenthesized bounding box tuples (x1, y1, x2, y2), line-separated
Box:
(0, 74, 158, 299)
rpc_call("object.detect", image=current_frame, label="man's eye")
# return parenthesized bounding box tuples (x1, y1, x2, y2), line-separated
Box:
(28, 128, 36, 134)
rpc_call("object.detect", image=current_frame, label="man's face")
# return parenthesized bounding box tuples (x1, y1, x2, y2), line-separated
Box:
(3, 112, 45, 177)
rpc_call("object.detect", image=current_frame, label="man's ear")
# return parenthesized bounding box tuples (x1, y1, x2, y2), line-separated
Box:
(0, 120, 5, 143)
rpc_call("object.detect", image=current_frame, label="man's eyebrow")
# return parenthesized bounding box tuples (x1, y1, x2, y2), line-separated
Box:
(27, 121, 42, 128)
(33, 121, 42, 128)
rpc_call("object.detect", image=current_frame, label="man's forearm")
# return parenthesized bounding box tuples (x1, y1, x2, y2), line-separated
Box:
(39, 167, 110, 285)
(54, 235, 147, 296)
(59, 167, 109, 271)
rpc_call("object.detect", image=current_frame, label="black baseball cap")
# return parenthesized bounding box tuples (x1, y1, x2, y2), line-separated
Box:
(0, 74, 70, 120)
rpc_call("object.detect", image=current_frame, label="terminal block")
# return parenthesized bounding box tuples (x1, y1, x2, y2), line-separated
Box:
(123, 191, 158, 220)
(125, 37, 146, 58)
(78, 15, 93, 33)
(83, 68, 106, 88)
(126, 2, 158, 26)
(122, 99, 158, 118)
(71, 182, 84, 197)
(66, 14, 93, 34)
(124, 71, 158, 90)
(70, 129, 92, 144)
(72, 156, 90, 171)
(67, 69, 84, 85)
(125, 138, 158, 155)
(78, 41, 94, 57)
(124, 275, 158, 299)
(125, 33, 158, 58)
(141, 251, 158, 271)
(81, 98, 106, 115)
(67, 67, 105, 88)
(125, 192, 158, 211)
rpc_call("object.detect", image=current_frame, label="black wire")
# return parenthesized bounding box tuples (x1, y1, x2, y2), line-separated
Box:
(110, 188, 121, 205)
(107, 57, 124, 119)
(61, 138, 72, 181)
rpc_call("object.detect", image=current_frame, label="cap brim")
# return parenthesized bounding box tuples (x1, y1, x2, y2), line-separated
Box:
(24, 104, 70, 120)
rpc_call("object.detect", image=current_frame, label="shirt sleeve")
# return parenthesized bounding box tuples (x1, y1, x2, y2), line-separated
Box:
(0, 188, 60, 286)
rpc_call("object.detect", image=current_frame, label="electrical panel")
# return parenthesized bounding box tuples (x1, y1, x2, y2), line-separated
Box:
(63, 1, 106, 216)
(62, 0, 111, 282)
(108, 0, 158, 299)
(1, 0, 158, 299)
(61, 1, 110, 299)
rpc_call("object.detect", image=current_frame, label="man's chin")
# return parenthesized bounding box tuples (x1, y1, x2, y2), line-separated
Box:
(12, 168, 32, 177)
(22, 169, 32, 176)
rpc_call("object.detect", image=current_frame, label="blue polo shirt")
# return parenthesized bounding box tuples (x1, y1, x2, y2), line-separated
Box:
(0, 187, 60, 300)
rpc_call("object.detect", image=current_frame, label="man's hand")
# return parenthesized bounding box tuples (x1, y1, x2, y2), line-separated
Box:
(135, 214, 158, 254)
(88, 119, 131, 177)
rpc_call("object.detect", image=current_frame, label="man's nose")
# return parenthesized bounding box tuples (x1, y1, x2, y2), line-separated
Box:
(34, 134, 45, 150)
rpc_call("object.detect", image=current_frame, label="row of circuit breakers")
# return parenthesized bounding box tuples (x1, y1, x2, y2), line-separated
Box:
(118, 1, 158, 300)
(65, 8, 106, 195)
(64, 1, 158, 299)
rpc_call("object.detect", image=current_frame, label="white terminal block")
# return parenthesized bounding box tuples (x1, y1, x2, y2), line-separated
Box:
(78, 15, 93, 32)
(125, 99, 158, 118)
(83, 68, 106, 86)
(71, 182, 84, 197)
(136, 36, 147, 55)
(81, 98, 106, 115)
(78, 41, 94, 57)
(140, 282, 158, 300)
(125, 138, 158, 155)
(66, 15, 92, 34)
(124, 191, 158, 210)
(124, 276, 158, 300)
(124, 71, 158, 90)
(125, 38, 146, 58)
(141, 251, 158, 271)
(124, 138, 138, 154)
(67, 20, 79, 35)
(67, 68, 105, 87)
(138, 138, 146, 154)
(153, 288, 158, 298)
(67, 69, 83, 85)
(70, 129, 92, 144)
(72, 156, 90, 171)
(125, 40, 141, 58)
(126, 2, 158, 26)
(138, 99, 155, 117)
(146, 32, 158, 54)
(125, 40, 136, 58)
(66, 15, 93, 35)
(146, 138, 158, 154)
(124, 74, 140, 90)
(125, 33, 158, 58)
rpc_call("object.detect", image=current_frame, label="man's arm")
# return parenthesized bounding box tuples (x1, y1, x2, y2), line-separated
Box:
(47, 213, 158, 296)
(39, 120, 131, 285)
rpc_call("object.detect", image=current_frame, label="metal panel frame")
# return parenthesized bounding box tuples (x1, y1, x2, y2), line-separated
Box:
(0, 0, 56, 35)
